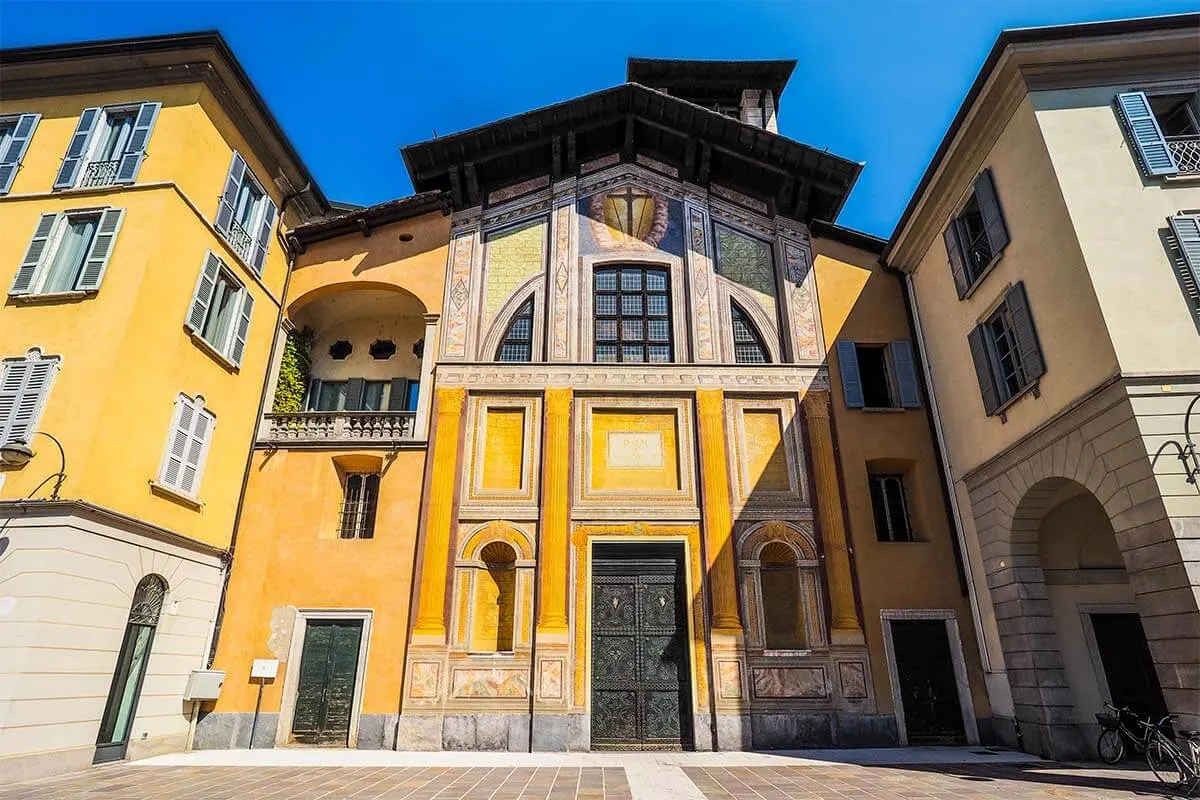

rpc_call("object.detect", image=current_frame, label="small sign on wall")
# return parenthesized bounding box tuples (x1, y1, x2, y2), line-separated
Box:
(251, 658, 280, 680)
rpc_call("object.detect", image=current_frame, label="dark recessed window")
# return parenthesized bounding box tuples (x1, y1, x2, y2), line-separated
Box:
(869, 474, 913, 542)
(731, 303, 769, 364)
(398, 233, 414, 242)
(369, 339, 396, 360)
(328, 340, 352, 360)
(856, 345, 895, 408)
(496, 299, 534, 362)
(593, 266, 672, 363)
(340, 473, 379, 539)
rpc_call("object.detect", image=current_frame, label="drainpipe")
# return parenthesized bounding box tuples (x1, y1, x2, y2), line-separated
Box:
(206, 182, 312, 670)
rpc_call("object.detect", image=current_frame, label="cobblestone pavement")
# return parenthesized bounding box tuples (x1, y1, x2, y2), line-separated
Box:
(0, 758, 1183, 800)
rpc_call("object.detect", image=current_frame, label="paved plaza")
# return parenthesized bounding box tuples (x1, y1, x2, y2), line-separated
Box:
(0, 749, 1185, 800)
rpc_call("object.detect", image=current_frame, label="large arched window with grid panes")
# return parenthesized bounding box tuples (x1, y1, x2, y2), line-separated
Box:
(593, 265, 672, 363)
(731, 302, 770, 363)
(495, 298, 534, 362)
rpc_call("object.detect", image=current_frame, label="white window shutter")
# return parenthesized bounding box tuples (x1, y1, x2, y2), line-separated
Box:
(185, 253, 223, 332)
(0, 356, 57, 445)
(54, 107, 101, 189)
(214, 151, 247, 235)
(229, 289, 254, 366)
(10, 213, 59, 295)
(1115, 92, 1179, 177)
(114, 102, 160, 185)
(160, 397, 192, 490)
(76, 208, 125, 291)
(250, 196, 277, 274)
(180, 407, 215, 495)
(0, 113, 40, 195)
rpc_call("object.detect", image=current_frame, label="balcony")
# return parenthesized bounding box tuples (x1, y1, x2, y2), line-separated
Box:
(262, 411, 415, 443)
(79, 159, 121, 188)
(225, 219, 254, 262)
(1167, 135, 1200, 175)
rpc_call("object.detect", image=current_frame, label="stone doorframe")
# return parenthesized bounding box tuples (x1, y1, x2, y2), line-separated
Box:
(962, 383, 1200, 759)
(274, 609, 373, 748)
(880, 609, 979, 747)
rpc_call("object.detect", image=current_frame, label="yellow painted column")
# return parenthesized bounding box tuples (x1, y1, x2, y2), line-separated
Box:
(803, 390, 865, 645)
(536, 388, 572, 634)
(696, 389, 742, 632)
(413, 386, 467, 639)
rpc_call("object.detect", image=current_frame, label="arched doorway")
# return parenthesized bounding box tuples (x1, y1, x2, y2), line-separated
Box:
(95, 574, 167, 763)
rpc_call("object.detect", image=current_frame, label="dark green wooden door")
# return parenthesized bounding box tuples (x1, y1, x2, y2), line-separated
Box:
(891, 619, 966, 745)
(291, 619, 363, 745)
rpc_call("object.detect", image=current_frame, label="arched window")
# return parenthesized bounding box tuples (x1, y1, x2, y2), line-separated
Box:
(496, 299, 534, 362)
(759, 543, 807, 650)
(594, 266, 672, 363)
(731, 303, 769, 364)
(95, 574, 167, 763)
(471, 541, 517, 652)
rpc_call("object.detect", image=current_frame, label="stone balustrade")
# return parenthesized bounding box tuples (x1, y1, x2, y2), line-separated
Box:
(262, 411, 416, 444)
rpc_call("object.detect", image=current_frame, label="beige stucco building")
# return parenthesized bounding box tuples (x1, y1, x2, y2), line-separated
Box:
(885, 14, 1200, 759)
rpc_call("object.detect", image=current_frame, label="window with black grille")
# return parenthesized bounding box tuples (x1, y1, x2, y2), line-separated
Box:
(869, 474, 913, 542)
(593, 266, 672, 363)
(496, 298, 534, 362)
(731, 303, 769, 363)
(340, 473, 379, 539)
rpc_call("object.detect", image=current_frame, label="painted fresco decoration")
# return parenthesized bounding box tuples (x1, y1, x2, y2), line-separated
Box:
(579, 185, 683, 257)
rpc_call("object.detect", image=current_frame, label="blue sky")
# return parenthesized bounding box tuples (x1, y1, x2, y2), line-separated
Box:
(3, 1, 1195, 236)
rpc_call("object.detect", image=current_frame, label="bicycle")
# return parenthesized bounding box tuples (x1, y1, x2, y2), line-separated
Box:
(1096, 703, 1152, 764)
(1140, 715, 1200, 795)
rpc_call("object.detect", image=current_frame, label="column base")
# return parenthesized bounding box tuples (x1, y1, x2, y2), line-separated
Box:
(830, 627, 865, 646)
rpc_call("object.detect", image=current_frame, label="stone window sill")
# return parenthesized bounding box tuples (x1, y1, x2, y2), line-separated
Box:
(149, 480, 204, 510)
(9, 290, 95, 304)
(186, 329, 240, 373)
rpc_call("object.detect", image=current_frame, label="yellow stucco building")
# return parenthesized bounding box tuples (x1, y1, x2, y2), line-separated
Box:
(0, 34, 328, 779)
(197, 59, 988, 753)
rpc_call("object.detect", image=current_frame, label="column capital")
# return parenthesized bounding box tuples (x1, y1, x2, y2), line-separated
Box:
(545, 387, 573, 417)
(435, 386, 467, 416)
(802, 390, 831, 421)
(696, 388, 725, 418)
(423, 313, 442, 325)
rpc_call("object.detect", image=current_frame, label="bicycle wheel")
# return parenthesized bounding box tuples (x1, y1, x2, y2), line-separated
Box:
(1097, 729, 1125, 764)
(1147, 737, 1185, 788)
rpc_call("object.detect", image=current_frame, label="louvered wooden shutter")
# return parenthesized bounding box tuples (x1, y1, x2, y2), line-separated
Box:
(160, 396, 215, 495)
(185, 253, 223, 332)
(0, 113, 40, 195)
(890, 340, 921, 408)
(943, 221, 969, 299)
(214, 151, 247, 235)
(114, 102, 160, 185)
(305, 378, 322, 411)
(180, 407, 215, 495)
(1168, 215, 1200, 307)
(344, 378, 365, 412)
(0, 358, 57, 444)
(1115, 92, 1179, 177)
(1006, 282, 1045, 385)
(835, 340, 864, 409)
(387, 378, 408, 411)
(249, 197, 277, 274)
(10, 213, 58, 295)
(974, 169, 1010, 256)
(76, 208, 125, 291)
(968, 325, 1001, 416)
(229, 290, 254, 366)
(54, 107, 101, 189)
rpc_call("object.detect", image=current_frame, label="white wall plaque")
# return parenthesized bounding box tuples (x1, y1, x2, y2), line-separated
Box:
(607, 431, 664, 468)
(250, 658, 280, 680)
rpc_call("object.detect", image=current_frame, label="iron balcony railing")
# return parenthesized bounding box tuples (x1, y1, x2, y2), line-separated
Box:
(1167, 135, 1200, 175)
(963, 228, 994, 272)
(225, 219, 254, 262)
(79, 159, 121, 188)
(262, 411, 416, 443)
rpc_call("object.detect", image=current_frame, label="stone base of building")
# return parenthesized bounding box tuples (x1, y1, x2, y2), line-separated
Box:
(0, 744, 95, 785)
(194, 711, 279, 749)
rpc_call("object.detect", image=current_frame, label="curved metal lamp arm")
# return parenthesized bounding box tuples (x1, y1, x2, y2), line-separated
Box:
(23, 431, 67, 500)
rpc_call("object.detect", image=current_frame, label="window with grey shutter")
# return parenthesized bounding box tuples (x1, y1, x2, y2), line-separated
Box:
(944, 169, 1009, 298)
(214, 151, 272, 266)
(215, 152, 247, 235)
(974, 169, 1009, 257)
(0, 351, 59, 445)
(835, 340, 864, 409)
(944, 221, 969, 299)
(184, 252, 251, 366)
(889, 340, 921, 408)
(54, 108, 101, 189)
(158, 394, 215, 497)
(344, 378, 365, 412)
(75, 208, 125, 291)
(1167, 214, 1200, 313)
(969, 282, 1045, 417)
(10, 209, 124, 297)
(0, 113, 40, 195)
(1116, 92, 1179, 177)
(228, 292, 254, 367)
(249, 197, 277, 274)
(967, 325, 1001, 416)
(114, 102, 160, 185)
(1005, 282, 1045, 385)
(10, 213, 58, 295)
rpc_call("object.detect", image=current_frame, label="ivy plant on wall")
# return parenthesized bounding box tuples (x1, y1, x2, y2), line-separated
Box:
(272, 327, 314, 413)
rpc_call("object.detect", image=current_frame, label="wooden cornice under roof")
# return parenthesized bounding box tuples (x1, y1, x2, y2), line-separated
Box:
(286, 191, 450, 252)
(0, 31, 331, 221)
(401, 82, 862, 225)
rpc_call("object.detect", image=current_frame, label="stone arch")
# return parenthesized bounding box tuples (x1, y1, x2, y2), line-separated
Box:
(287, 280, 429, 320)
(738, 520, 818, 563)
(460, 521, 534, 562)
(478, 275, 544, 361)
(736, 520, 825, 650)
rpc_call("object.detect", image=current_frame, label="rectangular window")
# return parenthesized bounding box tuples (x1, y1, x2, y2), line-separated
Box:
(593, 265, 672, 363)
(856, 345, 894, 408)
(54, 103, 160, 189)
(944, 169, 1009, 298)
(306, 378, 418, 412)
(1117, 90, 1200, 178)
(214, 151, 278, 273)
(869, 474, 913, 542)
(0, 352, 59, 446)
(967, 282, 1045, 416)
(0, 113, 40, 195)
(157, 394, 215, 497)
(9, 209, 125, 297)
(340, 474, 379, 539)
(835, 340, 921, 410)
(185, 253, 254, 367)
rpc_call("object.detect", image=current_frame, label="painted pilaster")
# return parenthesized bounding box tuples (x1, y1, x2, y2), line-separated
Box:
(546, 182, 577, 362)
(441, 222, 481, 361)
(802, 390, 865, 645)
(536, 387, 572, 635)
(696, 389, 742, 632)
(415, 313, 439, 438)
(685, 202, 719, 363)
(412, 386, 467, 641)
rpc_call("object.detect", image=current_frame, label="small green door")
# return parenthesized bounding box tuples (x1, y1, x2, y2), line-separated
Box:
(290, 619, 363, 745)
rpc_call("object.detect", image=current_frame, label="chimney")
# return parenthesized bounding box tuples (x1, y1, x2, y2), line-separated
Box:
(740, 89, 778, 133)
